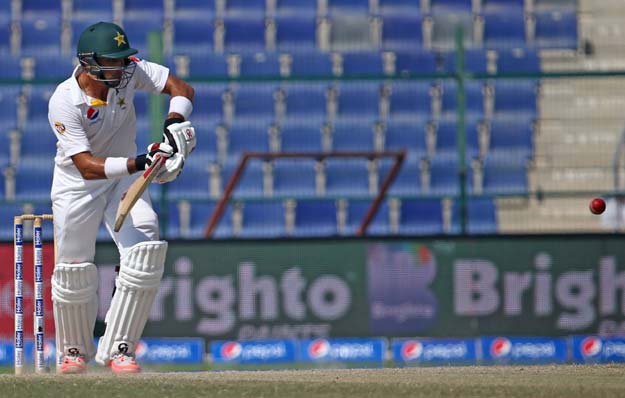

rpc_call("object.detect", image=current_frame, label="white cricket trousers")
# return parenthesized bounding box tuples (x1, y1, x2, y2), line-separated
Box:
(51, 172, 160, 263)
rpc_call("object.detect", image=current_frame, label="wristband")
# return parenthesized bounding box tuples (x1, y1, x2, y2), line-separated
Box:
(168, 96, 193, 119)
(104, 157, 130, 179)
(135, 154, 148, 171)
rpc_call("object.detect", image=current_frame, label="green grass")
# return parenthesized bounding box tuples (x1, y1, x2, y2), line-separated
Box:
(1, 365, 625, 398)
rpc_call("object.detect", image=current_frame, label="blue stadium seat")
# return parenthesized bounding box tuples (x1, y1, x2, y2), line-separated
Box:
(481, 153, 528, 194)
(239, 53, 282, 77)
(71, 0, 114, 21)
(492, 80, 537, 116)
(534, 0, 578, 11)
(222, 159, 266, 198)
(294, 199, 338, 237)
(336, 82, 382, 121)
(273, 159, 318, 198)
(452, 197, 498, 234)
(398, 198, 444, 235)
(275, 0, 318, 16)
(193, 83, 226, 119)
(20, 14, 62, 55)
(223, 123, 270, 163)
(278, 120, 323, 152)
(344, 199, 390, 235)
(381, 14, 424, 50)
(21, 0, 62, 15)
(431, 116, 481, 157)
(175, 53, 228, 78)
(0, 20, 10, 54)
(275, 15, 318, 52)
(394, 50, 439, 75)
(173, 19, 215, 55)
(428, 154, 459, 195)
(430, 0, 473, 13)
(0, 1, 10, 23)
(15, 161, 54, 201)
(378, 158, 422, 196)
(431, 11, 475, 50)
(289, 51, 333, 77)
(188, 202, 233, 239)
(123, 0, 164, 20)
(487, 115, 534, 157)
(71, 20, 97, 52)
(21, 119, 58, 158)
(482, 8, 527, 50)
(330, 119, 376, 151)
(340, 51, 384, 76)
(222, 15, 267, 52)
(534, 10, 578, 49)
(0, 204, 53, 239)
(25, 85, 56, 120)
(121, 21, 164, 57)
(0, 86, 20, 126)
(174, 0, 216, 20)
(481, 0, 525, 12)
(439, 80, 485, 117)
(239, 201, 286, 238)
(33, 55, 76, 80)
(167, 155, 211, 200)
(377, 0, 422, 16)
(383, 119, 427, 160)
(325, 158, 371, 197)
(230, 84, 277, 123)
(281, 83, 329, 121)
(444, 49, 488, 73)
(497, 47, 540, 73)
(224, 0, 267, 17)
(387, 81, 433, 121)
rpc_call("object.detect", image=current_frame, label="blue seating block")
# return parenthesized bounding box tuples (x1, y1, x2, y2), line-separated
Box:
(382, 14, 424, 50)
(223, 15, 267, 52)
(294, 199, 338, 237)
(275, 15, 318, 51)
(336, 82, 382, 120)
(173, 19, 215, 55)
(535, 10, 578, 49)
(378, 158, 422, 196)
(387, 81, 433, 121)
(239, 201, 286, 238)
(331, 119, 376, 151)
(273, 159, 318, 197)
(345, 199, 390, 235)
(325, 158, 371, 197)
(278, 120, 323, 152)
(394, 50, 439, 75)
(483, 9, 527, 50)
(398, 198, 444, 235)
(383, 119, 427, 160)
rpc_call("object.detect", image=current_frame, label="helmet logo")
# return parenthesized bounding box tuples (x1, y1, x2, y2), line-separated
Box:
(113, 31, 127, 47)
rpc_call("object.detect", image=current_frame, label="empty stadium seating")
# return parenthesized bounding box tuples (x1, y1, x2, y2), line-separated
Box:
(0, 0, 582, 239)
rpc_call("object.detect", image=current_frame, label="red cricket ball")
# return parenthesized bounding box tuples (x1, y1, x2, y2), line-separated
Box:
(589, 198, 606, 215)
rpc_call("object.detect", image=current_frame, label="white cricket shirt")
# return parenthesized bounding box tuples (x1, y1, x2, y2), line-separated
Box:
(48, 59, 169, 193)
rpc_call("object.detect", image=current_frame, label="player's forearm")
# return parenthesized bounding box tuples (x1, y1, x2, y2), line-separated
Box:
(72, 152, 144, 180)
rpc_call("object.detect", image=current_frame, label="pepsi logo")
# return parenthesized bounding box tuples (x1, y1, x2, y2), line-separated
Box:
(490, 337, 512, 358)
(308, 339, 330, 359)
(86, 107, 100, 121)
(580, 337, 602, 358)
(220, 341, 242, 360)
(401, 340, 423, 360)
(135, 340, 148, 359)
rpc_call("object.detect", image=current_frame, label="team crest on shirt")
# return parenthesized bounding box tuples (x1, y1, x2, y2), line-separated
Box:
(86, 107, 101, 124)
(53, 122, 65, 134)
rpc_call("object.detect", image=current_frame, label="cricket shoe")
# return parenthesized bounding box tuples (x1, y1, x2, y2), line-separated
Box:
(60, 351, 87, 374)
(109, 353, 141, 374)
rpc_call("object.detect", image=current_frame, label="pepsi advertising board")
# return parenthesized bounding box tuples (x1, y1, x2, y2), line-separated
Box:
(134, 338, 204, 364)
(0, 340, 56, 366)
(299, 338, 386, 363)
(572, 336, 625, 363)
(481, 337, 567, 364)
(392, 339, 477, 365)
(211, 339, 296, 364)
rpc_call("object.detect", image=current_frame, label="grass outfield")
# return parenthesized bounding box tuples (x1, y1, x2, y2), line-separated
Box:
(1, 365, 625, 398)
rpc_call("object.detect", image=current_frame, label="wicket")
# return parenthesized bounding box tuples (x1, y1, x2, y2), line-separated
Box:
(14, 214, 54, 375)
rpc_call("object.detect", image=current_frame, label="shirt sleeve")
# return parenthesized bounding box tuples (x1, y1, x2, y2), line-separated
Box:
(48, 98, 91, 157)
(133, 59, 169, 93)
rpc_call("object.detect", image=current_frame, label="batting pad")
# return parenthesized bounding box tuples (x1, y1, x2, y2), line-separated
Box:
(95, 241, 168, 365)
(52, 262, 99, 361)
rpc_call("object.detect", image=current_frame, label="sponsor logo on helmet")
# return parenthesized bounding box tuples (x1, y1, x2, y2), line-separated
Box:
(490, 337, 512, 358)
(86, 107, 99, 122)
(308, 339, 330, 359)
(401, 340, 423, 360)
(580, 337, 602, 358)
(54, 122, 65, 134)
(220, 341, 242, 360)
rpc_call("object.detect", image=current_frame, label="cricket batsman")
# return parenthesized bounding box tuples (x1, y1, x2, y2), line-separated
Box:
(47, 22, 196, 374)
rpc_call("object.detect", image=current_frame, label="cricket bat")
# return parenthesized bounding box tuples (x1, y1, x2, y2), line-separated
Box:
(114, 155, 166, 232)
